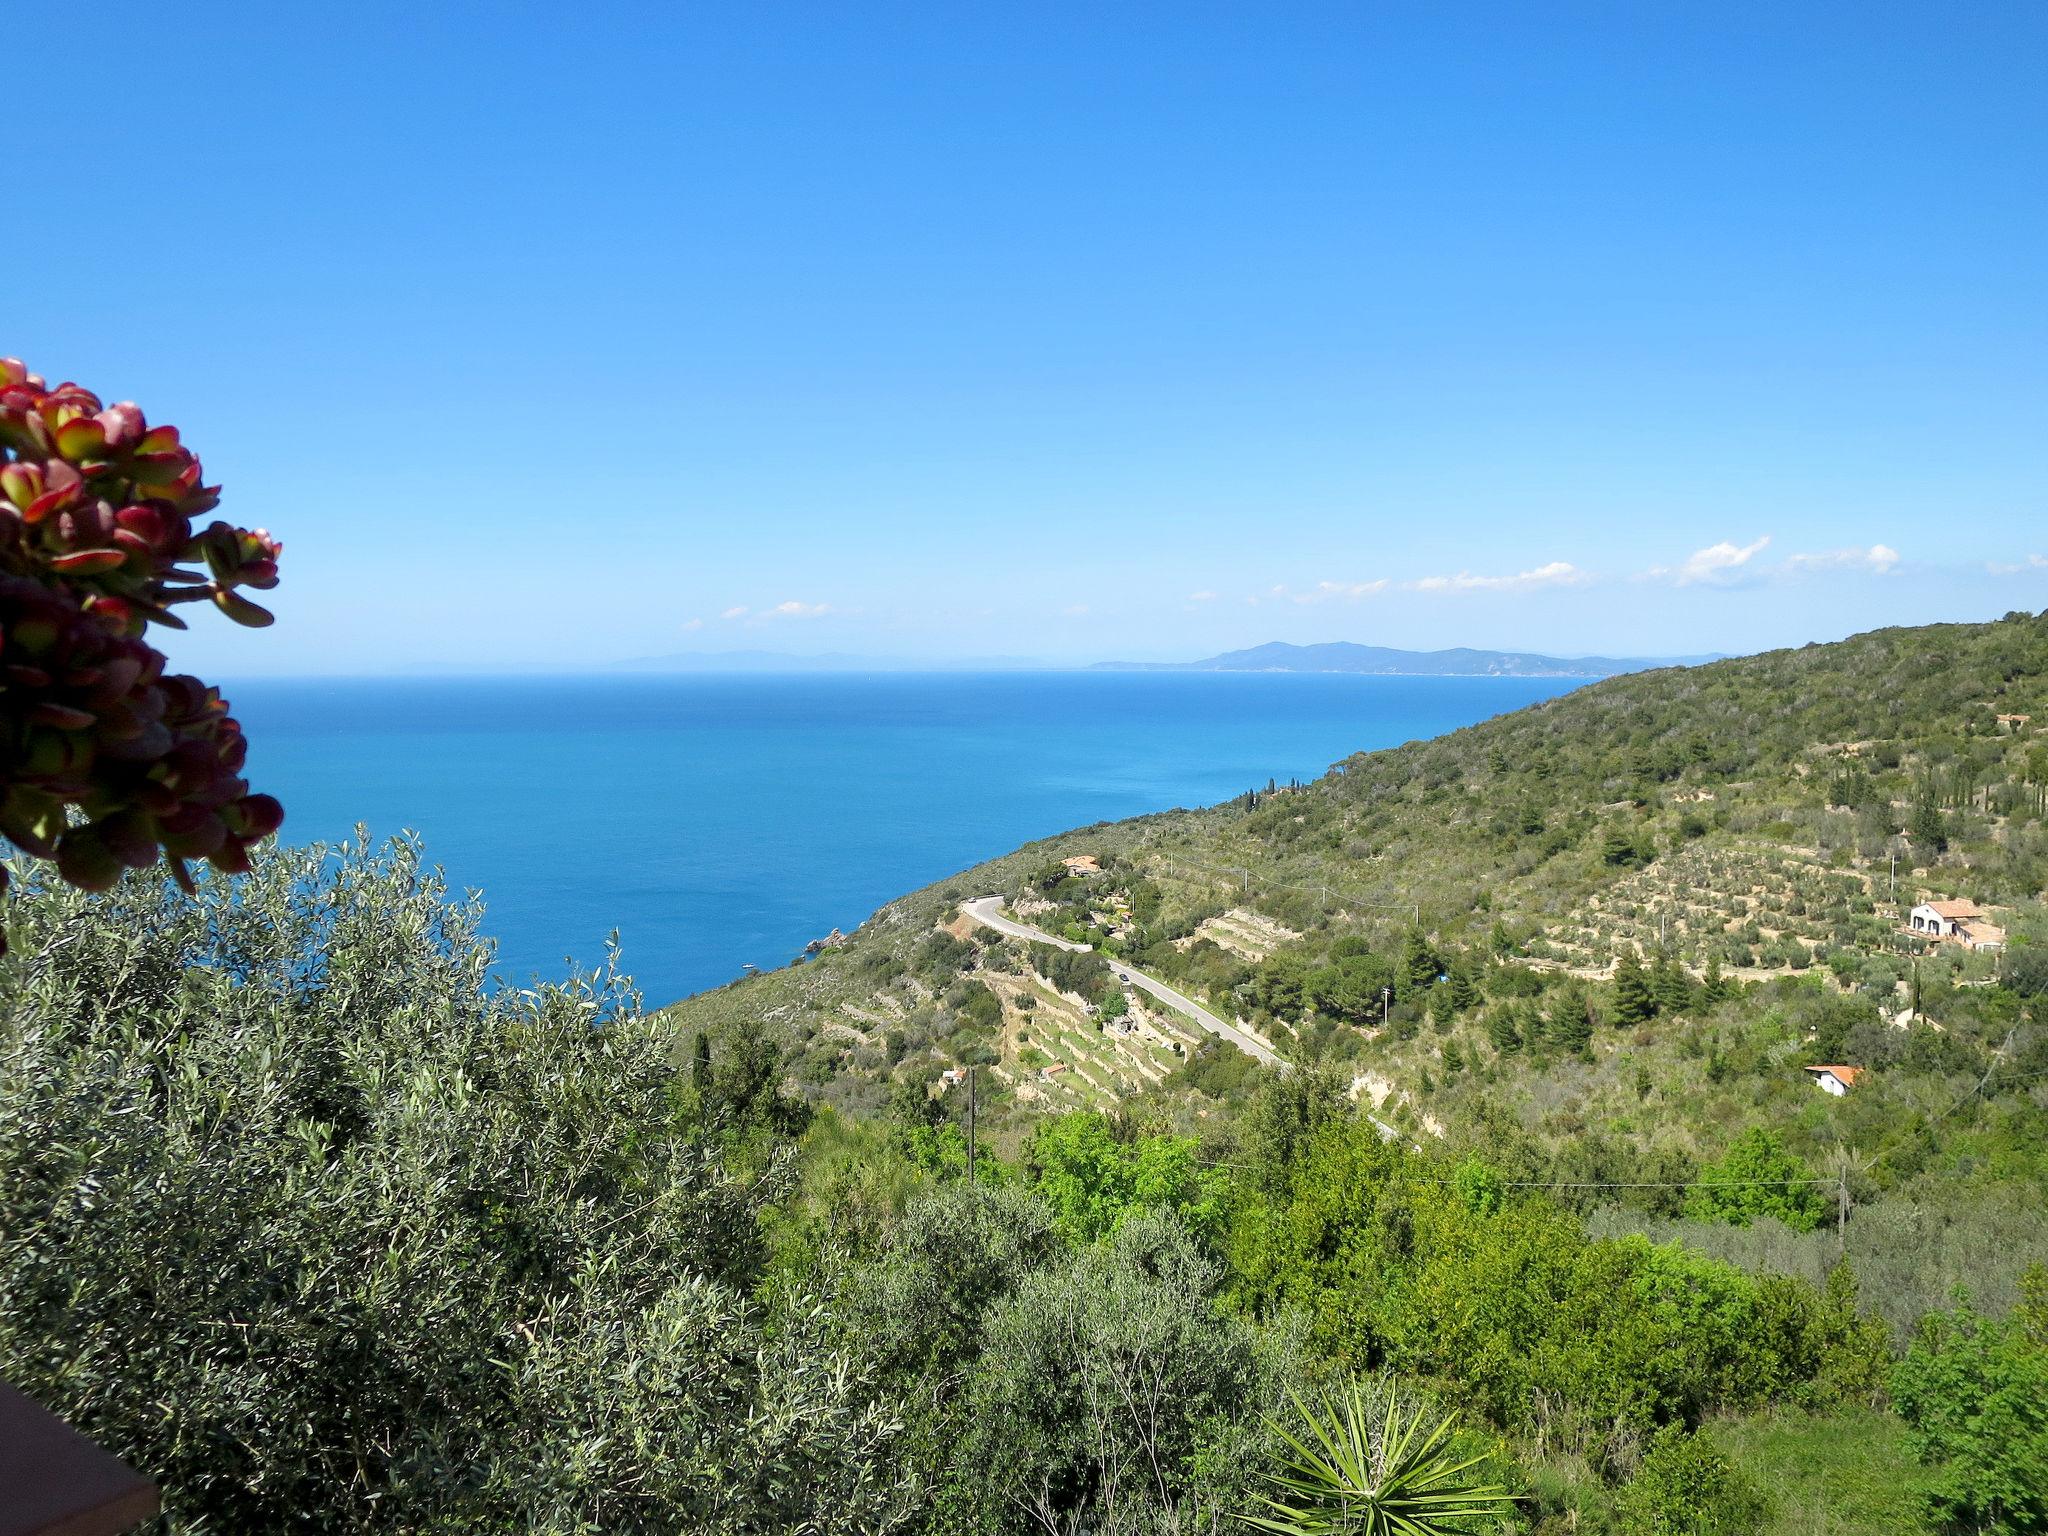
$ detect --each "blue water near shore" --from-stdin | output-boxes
[224,672,1579,1003]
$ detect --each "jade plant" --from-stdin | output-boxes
[0,358,282,941]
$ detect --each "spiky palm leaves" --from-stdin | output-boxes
[1239,1377,1511,1535]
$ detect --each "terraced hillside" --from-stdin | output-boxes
[667,607,2048,1344]
[672,613,2045,1128]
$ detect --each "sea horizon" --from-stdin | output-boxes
[225,670,1582,1003]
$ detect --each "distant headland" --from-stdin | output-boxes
[1090,640,1719,677]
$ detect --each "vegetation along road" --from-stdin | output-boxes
[962,895,1288,1068]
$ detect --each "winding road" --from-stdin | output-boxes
[959,895,1408,1144]
[961,895,1285,1067]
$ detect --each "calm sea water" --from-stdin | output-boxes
[224,672,1579,1003]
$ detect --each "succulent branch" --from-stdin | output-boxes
[0,358,283,939]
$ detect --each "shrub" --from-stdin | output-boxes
[1616,1424,1767,1535]
[0,838,901,1533]
[1890,1275,2048,1534]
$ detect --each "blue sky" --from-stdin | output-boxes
[16,1,2047,673]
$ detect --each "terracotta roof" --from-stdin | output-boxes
[1062,855,1101,873]
[1962,921,2007,946]
[1804,1064,1864,1087]
[1924,899,1983,919]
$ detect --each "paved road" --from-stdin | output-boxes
[959,894,1407,1144]
[962,896,1283,1067]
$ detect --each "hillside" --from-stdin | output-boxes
[669,610,2048,1324]
[1093,639,1711,676]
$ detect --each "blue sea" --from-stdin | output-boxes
[225,672,1579,1003]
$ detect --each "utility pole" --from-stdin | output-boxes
[1836,1174,1848,1256]
[1382,986,1392,1028]
[965,1066,977,1188]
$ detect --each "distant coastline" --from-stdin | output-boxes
[1091,640,1720,679]
[615,640,1722,677]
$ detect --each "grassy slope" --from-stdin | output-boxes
[1711,1408,1939,1536]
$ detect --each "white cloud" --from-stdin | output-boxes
[1987,554,2048,575]
[1646,535,1772,586]
[1408,560,1587,593]
[1187,590,1218,602]
[681,617,705,631]
[1295,579,1390,604]
[762,600,831,619]
[719,605,749,620]
[1783,544,1900,576]
[1062,603,1090,617]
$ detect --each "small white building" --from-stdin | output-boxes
[1804,1064,1864,1096]
[1908,899,2005,950]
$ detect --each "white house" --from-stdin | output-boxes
[1908,899,2005,950]
[1804,1064,1864,1096]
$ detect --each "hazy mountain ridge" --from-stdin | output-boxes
[1094,640,1718,676]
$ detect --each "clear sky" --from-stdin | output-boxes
[17,1,2047,674]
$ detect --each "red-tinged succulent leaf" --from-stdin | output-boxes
[24,459,84,522]
[29,702,97,731]
[97,403,145,449]
[0,461,37,508]
[211,587,275,627]
[236,793,285,838]
[49,548,128,574]
[55,829,123,891]
[53,415,107,461]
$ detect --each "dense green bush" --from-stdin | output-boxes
[1891,1272,2048,1534]
[1614,1424,1766,1535]
[0,840,901,1533]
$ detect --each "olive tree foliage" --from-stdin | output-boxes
[962,1213,1272,1535]
[0,835,908,1535]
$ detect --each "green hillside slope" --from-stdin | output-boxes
[668,611,2048,1324]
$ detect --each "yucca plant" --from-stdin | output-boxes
[1239,1376,1512,1535]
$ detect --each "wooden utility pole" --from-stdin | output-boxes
[1837,1175,1849,1255]
[965,1066,977,1188]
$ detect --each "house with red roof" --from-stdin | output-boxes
[1804,1064,1864,1096]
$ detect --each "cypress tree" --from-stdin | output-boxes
[1612,950,1655,1026]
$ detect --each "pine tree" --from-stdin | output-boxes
[1449,965,1481,1013]
[1550,982,1594,1056]
[1429,985,1455,1031]
[1700,952,1730,1008]
[1910,798,1949,854]
[1651,950,1693,1017]
[1612,950,1655,1026]
[1487,1006,1523,1054]
[1404,929,1443,990]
